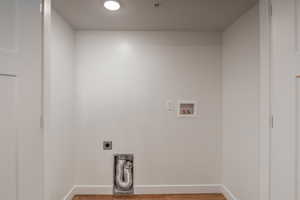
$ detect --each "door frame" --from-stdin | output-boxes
[259,0,272,200]
[42,0,51,199]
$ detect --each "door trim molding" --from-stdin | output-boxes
[259,0,272,200]
[295,0,300,53]
[295,77,300,200]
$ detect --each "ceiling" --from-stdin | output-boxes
[52,0,258,31]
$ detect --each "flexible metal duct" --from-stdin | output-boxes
[115,159,133,190]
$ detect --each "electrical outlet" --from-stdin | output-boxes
[103,141,112,150]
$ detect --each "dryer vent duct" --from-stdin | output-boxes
[113,154,134,194]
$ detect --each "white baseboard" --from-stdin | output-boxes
[63,186,77,200]
[63,184,237,200]
[135,184,222,194]
[220,185,239,200]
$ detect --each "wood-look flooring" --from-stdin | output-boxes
[73,194,226,200]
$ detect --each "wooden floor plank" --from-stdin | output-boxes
[73,194,226,200]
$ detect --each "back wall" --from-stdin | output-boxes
[74,31,222,186]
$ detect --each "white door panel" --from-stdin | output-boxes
[0,76,17,200]
[0,0,42,200]
[0,0,17,52]
[271,0,300,199]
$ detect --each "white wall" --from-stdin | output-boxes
[221,5,259,200]
[44,10,75,200]
[74,31,222,185]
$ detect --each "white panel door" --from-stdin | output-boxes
[271,0,300,199]
[0,0,43,200]
[0,76,17,200]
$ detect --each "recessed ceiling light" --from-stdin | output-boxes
[104,0,120,11]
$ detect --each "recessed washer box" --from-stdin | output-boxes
[177,101,197,117]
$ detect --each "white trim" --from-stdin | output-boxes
[63,184,225,200]
[69,185,112,196]
[296,78,300,200]
[259,0,272,200]
[295,0,300,53]
[63,186,76,200]
[135,185,221,194]
[220,185,239,200]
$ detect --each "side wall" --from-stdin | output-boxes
[44,10,75,200]
[221,5,259,200]
[74,31,222,186]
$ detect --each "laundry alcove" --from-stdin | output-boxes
[43,1,262,200]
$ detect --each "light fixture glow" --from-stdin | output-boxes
[104,0,120,11]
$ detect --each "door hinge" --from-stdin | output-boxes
[271,115,274,128]
[40,115,44,129]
